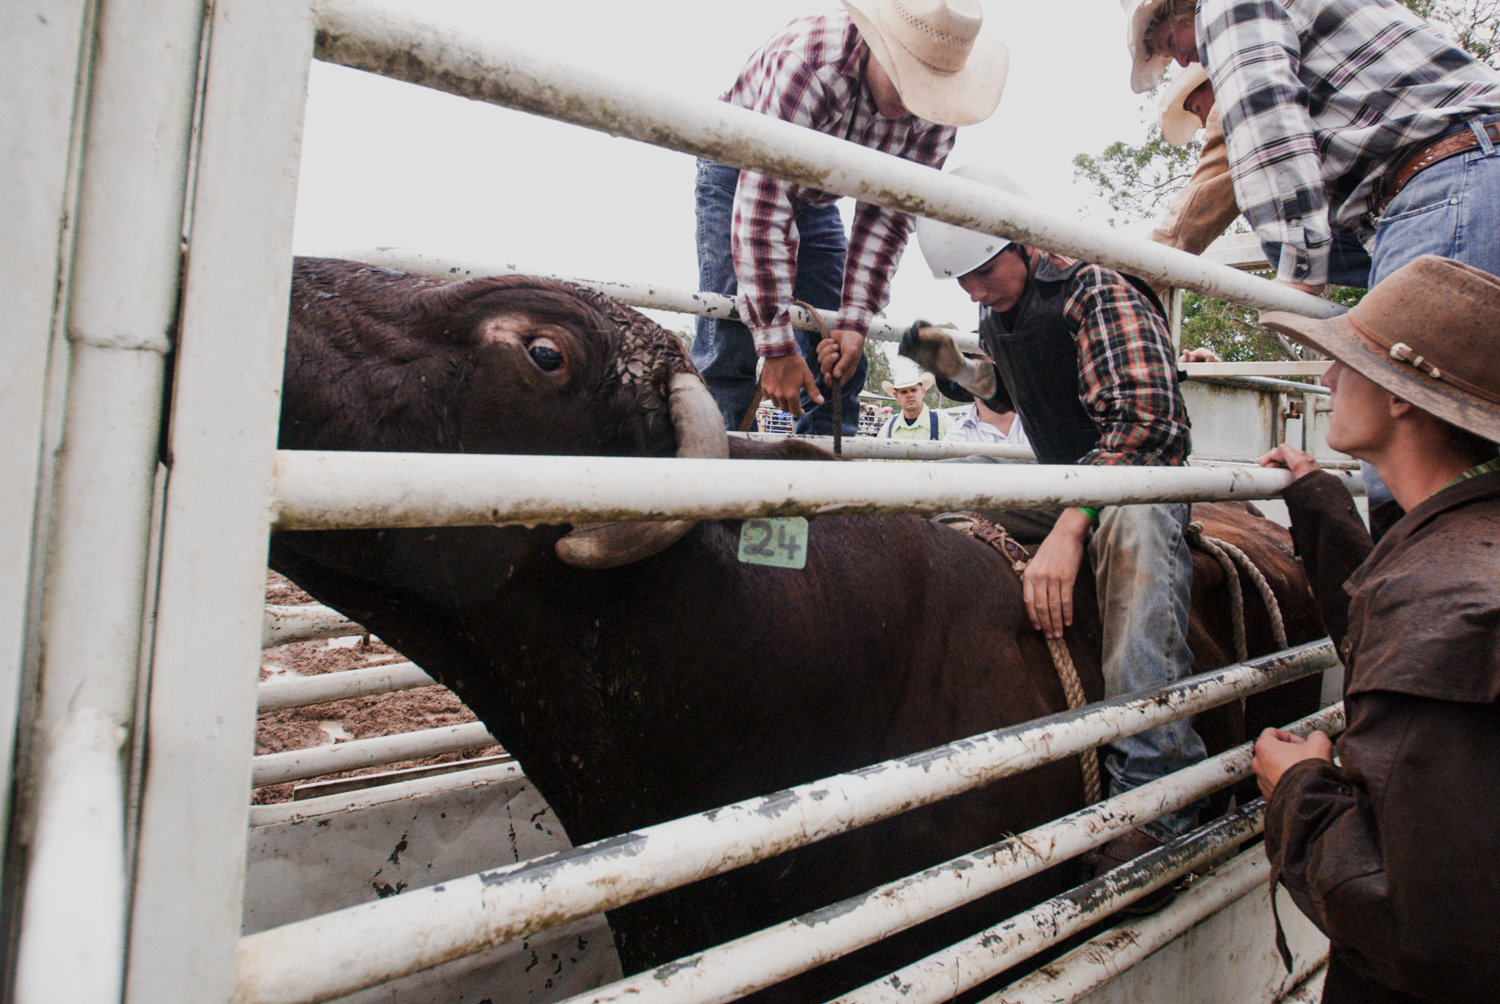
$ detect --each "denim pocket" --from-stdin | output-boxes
[1377,192,1458,227]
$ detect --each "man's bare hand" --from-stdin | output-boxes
[761,355,823,417]
[1023,508,1093,639]
[1251,728,1335,800]
[815,328,865,383]
[1259,444,1321,480]
[1179,347,1223,363]
[1277,278,1327,297]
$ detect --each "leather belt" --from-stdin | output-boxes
[1375,119,1500,218]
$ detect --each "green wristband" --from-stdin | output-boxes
[1076,506,1100,521]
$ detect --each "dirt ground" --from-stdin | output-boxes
[255,572,506,804]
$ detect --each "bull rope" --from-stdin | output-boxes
[792,299,842,455]
[1186,522,1289,664]
[736,301,843,454]
[932,512,1103,805]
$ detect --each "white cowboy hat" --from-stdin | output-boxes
[841,0,1010,126]
[882,358,937,396]
[1121,0,1173,94]
[1159,64,1211,145]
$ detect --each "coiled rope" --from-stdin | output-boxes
[933,512,1102,805]
[1186,521,1288,663]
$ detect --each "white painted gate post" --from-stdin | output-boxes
[123,1,314,1001]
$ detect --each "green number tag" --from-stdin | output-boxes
[737,517,809,570]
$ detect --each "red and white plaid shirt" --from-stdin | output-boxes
[722,13,956,357]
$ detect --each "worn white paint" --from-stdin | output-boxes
[123,1,314,1001]
[232,644,1335,1004]
[0,0,95,885]
[263,604,366,648]
[252,722,496,788]
[327,247,983,352]
[994,850,1327,1004]
[272,451,1364,530]
[257,661,437,712]
[312,0,1346,321]
[12,0,207,994]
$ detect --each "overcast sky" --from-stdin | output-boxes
[291,0,1164,338]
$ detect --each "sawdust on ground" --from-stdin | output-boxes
[254,571,506,804]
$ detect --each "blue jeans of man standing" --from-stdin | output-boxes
[692,159,866,435]
[1090,501,1206,842]
[1365,115,1500,509]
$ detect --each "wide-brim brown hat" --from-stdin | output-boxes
[1260,256,1500,442]
[841,0,1009,126]
[1159,64,1210,144]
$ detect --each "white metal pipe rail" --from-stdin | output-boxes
[263,604,366,648]
[563,705,1343,1004]
[251,722,495,788]
[840,801,1273,1004]
[271,452,1362,530]
[13,0,205,998]
[989,844,1296,1004]
[327,247,981,351]
[233,641,1335,1004]
[311,0,1345,321]
[257,661,435,711]
[730,433,1036,462]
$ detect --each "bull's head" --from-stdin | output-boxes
[281,258,727,569]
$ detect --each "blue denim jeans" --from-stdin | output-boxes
[1362,115,1500,506]
[691,160,866,435]
[1089,502,1206,842]
[1370,114,1500,285]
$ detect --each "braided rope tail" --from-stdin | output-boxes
[792,300,841,455]
[933,512,1103,805]
[1185,521,1288,663]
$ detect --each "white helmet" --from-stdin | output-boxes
[916,165,1031,280]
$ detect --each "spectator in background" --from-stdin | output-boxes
[878,363,954,440]
[692,0,1008,435]
[938,356,1029,449]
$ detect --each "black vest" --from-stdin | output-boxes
[979,258,1166,465]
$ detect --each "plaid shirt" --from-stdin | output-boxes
[1198,0,1500,285]
[722,13,956,356]
[1024,252,1190,467]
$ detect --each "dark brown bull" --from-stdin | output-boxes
[270,258,1322,1003]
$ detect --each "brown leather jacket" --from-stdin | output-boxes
[1148,107,1240,266]
[1268,469,1500,1003]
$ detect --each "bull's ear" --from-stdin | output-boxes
[554,374,725,569]
[555,520,698,569]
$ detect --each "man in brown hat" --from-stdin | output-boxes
[691,0,1007,436]
[1251,255,1500,1003]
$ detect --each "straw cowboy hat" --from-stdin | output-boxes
[1260,256,1500,443]
[1121,0,1174,93]
[841,0,1009,126]
[882,358,937,396]
[1159,64,1210,145]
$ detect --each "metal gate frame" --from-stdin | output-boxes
[1,2,1350,1002]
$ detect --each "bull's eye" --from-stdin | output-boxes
[528,337,564,372]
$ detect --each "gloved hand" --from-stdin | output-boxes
[898,321,997,399]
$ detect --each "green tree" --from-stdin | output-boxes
[864,340,894,400]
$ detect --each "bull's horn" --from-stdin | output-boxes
[556,372,728,569]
